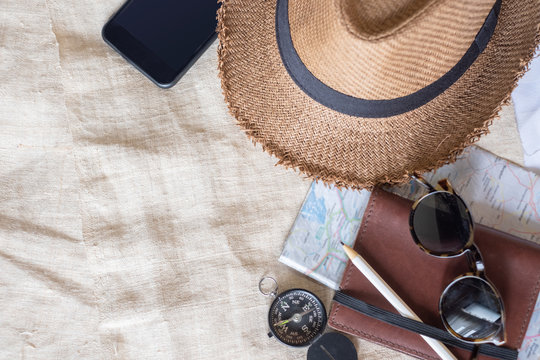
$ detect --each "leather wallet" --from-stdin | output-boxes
[328,187,540,360]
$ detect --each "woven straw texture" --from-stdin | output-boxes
[290,0,494,99]
[218,0,540,189]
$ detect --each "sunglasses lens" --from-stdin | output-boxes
[412,192,471,254]
[441,277,503,341]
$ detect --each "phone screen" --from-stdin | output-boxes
[103,0,219,88]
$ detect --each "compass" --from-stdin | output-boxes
[265,286,327,347]
[259,277,357,358]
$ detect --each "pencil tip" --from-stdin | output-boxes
[340,241,345,246]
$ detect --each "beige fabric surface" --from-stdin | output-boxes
[0,1,525,359]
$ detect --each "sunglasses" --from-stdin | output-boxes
[409,175,506,346]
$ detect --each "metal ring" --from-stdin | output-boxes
[259,277,278,298]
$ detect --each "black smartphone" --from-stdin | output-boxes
[102,0,219,88]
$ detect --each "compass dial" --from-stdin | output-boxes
[268,289,327,347]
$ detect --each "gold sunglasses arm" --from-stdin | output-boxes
[465,245,486,276]
[411,173,436,192]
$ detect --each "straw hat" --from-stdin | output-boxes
[218,0,539,188]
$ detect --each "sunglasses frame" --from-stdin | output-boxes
[409,175,507,346]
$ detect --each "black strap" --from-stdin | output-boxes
[332,291,517,360]
[275,0,501,118]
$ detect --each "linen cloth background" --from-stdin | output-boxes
[0,0,525,359]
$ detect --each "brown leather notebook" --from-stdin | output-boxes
[328,187,540,360]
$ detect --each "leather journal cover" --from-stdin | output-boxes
[328,187,540,360]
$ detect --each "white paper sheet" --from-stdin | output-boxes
[512,51,540,172]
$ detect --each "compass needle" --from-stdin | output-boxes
[274,319,291,327]
[274,306,317,327]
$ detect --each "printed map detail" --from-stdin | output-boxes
[520,294,540,360]
[279,181,371,290]
[280,146,540,359]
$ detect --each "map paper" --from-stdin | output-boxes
[279,182,371,290]
[520,294,540,360]
[280,146,540,359]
